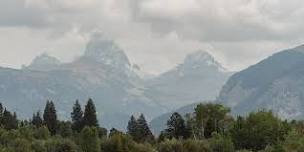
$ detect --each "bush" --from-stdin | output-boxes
[80,127,100,152]
[210,133,234,152]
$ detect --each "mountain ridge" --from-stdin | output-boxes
[218,45,304,119]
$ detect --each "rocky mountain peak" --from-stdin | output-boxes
[182,50,226,72]
[26,53,61,71]
[84,33,131,68]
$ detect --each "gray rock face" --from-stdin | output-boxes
[218,45,304,119]
[145,51,233,111]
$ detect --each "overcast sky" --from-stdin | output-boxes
[0,0,304,74]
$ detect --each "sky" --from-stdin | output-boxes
[0,0,304,75]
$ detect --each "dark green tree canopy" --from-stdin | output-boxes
[83,98,98,127]
[136,114,154,142]
[71,100,84,132]
[127,115,138,140]
[165,112,188,139]
[32,111,43,127]
[43,100,57,135]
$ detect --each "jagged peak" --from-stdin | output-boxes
[183,50,226,72]
[83,33,131,67]
[29,53,61,67]
[26,53,61,71]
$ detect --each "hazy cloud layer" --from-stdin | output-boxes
[0,0,304,74]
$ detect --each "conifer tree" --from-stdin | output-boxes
[83,98,98,127]
[32,111,43,127]
[127,115,139,141]
[0,103,3,125]
[71,100,83,132]
[165,112,187,139]
[2,109,18,130]
[0,103,3,116]
[43,100,57,135]
[136,114,154,142]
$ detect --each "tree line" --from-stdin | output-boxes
[1,100,304,152]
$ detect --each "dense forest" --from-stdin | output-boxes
[0,99,304,152]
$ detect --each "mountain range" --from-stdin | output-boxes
[0,34,232,130]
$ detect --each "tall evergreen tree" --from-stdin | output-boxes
[71,100,84,132]
[136,114,154,142]
[43,100,57,135]
[0,103,3,125]
[0,103,3,116]
[83,98,98,127]
[2,109,18,130]
[32,111,43,127]
[165,112,187,139]
[127,115,139,141]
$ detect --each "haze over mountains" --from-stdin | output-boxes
[0,34,232,130]
[2,32,304,131]
[150,44,304,134]
[144,51,233,110]
[218,45,304,119]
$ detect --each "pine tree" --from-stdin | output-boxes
[165,112,187,139]
[43,100,57,135]
[136,114,154,142]
[83,98,98,127]
[127,115,139,141]
[71,100,83,132]
[32,111,43,127]
[0,103,3,125]
[2,109,18,130]
[0,103,3,116]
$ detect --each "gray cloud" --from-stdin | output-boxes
[0,0,304,74]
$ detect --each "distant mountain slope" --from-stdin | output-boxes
[144,51,233,110]
[26,53,61,71]
[218,45,304,119]
[150,102,200,135]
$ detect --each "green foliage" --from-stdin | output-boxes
[210,133,234,152]
[230,111,290,151]
[9,138,32,152]
[32,111,43,127]
[127,114,154,143]
[0,101,304,152]
[43,100,57,135]
[57,121,73,138]
[97,127,107,139]
[2,110,18,130]
[71,100,83,132]
[101,133,155,152]
[282,129,304,151]
[83,98,98,127]
[158,139,210,152]
[80,126,100,152]
[45,137,78,152]
[136,114,154,142]
[33,126,50,140]
[194,103,231,138]
[165,112,188,139]
[127,115,138,141]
